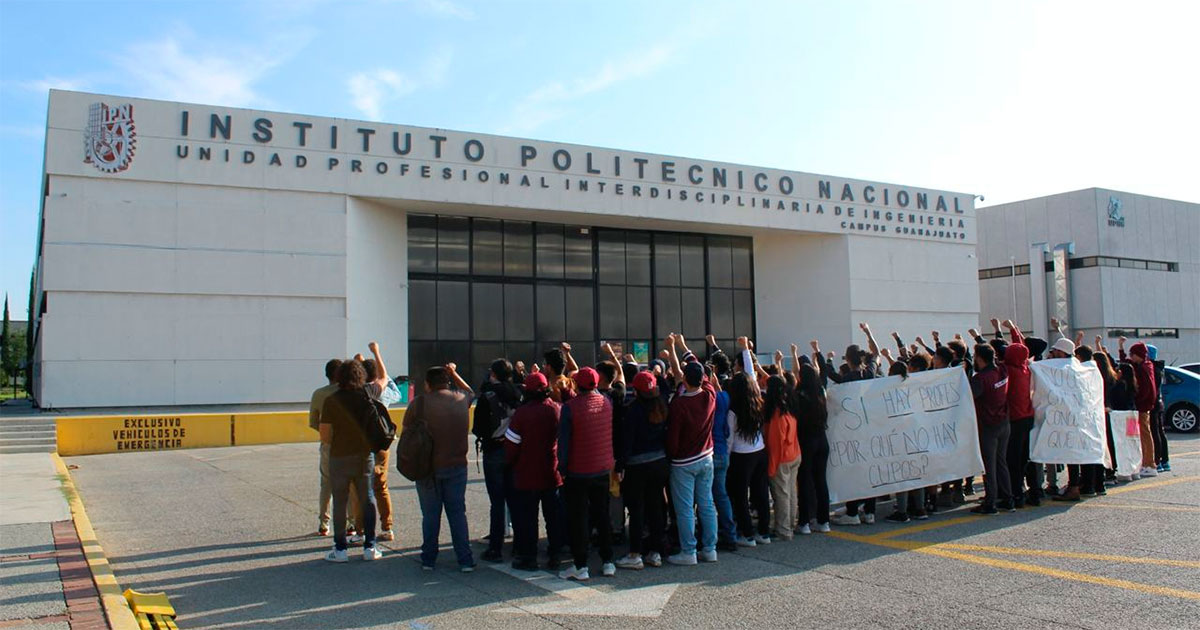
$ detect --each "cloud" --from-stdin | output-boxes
[503,43,677,135]
[111,35,295,107]
[346,48,452,120]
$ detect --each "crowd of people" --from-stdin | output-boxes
[308,317,1173,576]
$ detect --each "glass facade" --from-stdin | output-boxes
[407,214,754,390]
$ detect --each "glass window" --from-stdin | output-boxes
[732,239,753,289]
[568,342,596,370]
[472,283,504,340]
[504,283,534,341]
[504,221,533,277]
[409,280,437,340]
[598,285,626,340]
[437,216,469,275]
[681,288,706,339]
[565,226,593,280]
[626,231,651,286]
[408,214,437,273]
[471,342,505,387]
[626,286,652,339]
[1119,259,1146,269]
[408,341,439,390]
[680,236,705,287]
[708,288,734,338]
[598,231,625,285]
[472,218,503,276]
[536,284,566,342]
[707,237,733,288]
[734,289,754,338]
[565,286,594,341]
[505,343,537,373]
[437,281,469,339]
[654,233,680,286]
[536,223,564,279]
[655,287,682,338]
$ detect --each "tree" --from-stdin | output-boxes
[1,294,11,392]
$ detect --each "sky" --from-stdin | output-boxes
[1,0,1197,316]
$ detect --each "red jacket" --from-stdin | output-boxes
[666,380,716,466]
[1126,343,1158,412]
[971,365,1009,426]
[765,409,801,477]
[505,398,562,491]
[558,391,614,477]
[1003,343,1033,420]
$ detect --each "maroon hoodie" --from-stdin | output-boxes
[1127,342,1158,412]
[1003,343,1033,420]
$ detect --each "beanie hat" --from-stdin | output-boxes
[1129,342,1148,359]
[1146,344,1158,361]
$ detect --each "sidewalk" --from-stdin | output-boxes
[0,453,106,629]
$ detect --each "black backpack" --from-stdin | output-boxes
[472,384,517,444]
[397,397,435,481]
[356,388,397,452]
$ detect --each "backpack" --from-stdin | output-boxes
[473,385,517,443]
[397,397,435,481]
[356,389,397,452]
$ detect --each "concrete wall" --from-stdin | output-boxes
[345,197,409,375]
[37,176,347,407]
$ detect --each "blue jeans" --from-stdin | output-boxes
[669,455,717,555]
[482,446,511,553]
[331,452,376,551]
[711,453,736,543]
[416,465,473,568]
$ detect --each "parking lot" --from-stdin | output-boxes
[67,433,1200,629]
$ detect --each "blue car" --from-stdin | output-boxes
[1163,366,1200,432]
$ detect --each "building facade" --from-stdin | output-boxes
[977,188,1198,363]
[31,90,979,408]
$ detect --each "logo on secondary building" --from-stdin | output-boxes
[84,102,136,173]
[1107,195,1125,228]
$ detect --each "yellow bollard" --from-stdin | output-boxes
[123,589,178,630]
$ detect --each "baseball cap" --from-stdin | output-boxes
[523,372,548,392]
[632,371,657,395]
[573,367,599,390]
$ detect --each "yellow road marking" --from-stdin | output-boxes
[1105,475,1200,496]
[935,543,1200,568]
[869,515,982,540]
[1074,502,1200,513]
[827,530,1200,601]
[52,454,141,630]
[1171,450,1200,458]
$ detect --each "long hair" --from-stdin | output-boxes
[762,375,790,422]
[1118,362,1138,395]
[791,364,828,431]
[638,387,668,425]
[726,372,763,441]
[1094,352,1117,386]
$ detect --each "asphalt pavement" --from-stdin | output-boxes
[65,432,1200,630]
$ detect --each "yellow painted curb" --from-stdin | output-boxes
[52,453,142,630]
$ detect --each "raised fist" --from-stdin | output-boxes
[368,341,379,353]
[790,343,799,354]
[560,342,572,353]
[705,334,717,346]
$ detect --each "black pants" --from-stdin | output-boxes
[727,450,771,537]
[1152,401,1169,464]
[510,486,564,562]
[564,474,613,569]
[845,496,877,516]
[620,458,669,556]
[482,446,511,554]
[1006,417,1034,499]
[979,421,1012,507]
[798,433,831,525]
[1068,464,1106,491]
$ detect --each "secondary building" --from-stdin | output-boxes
[30,90,979,408]
[976,188,1198,363]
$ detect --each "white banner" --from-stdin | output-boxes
[1109,409,1142,477]
[1029,359,1107,465]
[825,367,984,504]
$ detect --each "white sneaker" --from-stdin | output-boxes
[1140,467,1158,478]
[735,536,757,548]
[817,522,831,533]
[831,514,861,526]
[377,529,395,542]
[615,555,643,570]
[363,546,382,561]
[863,513,876,525]
[699,549,718,563]
[325,548,349,563]
[1131,473,1141,480]
[798,523,812,535]
[667,552,698,566]
[1115,474,1132,483]
[753,534,772,545]
[601,562,616,577]
[645,552,663,567]
[348,533,365,544]
[559,565,590,581]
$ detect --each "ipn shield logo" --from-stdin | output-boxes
[84,102,137,173]
[1107,195,1125,228]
